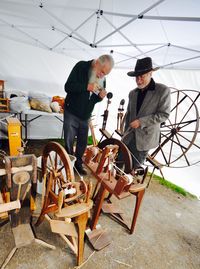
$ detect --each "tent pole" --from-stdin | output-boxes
[116,44,168,65]
[40,6,89,44]
[95,0,165,45]
[103,11,200,22]
[102,15,143,55]
[0,18,50,49]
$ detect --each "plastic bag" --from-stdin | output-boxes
[9,96,30,112]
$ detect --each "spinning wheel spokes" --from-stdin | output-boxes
[98,138,132,173]
[149,89,200,168]
[42,141,75,183]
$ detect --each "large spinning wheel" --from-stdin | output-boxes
[149,89,200,168]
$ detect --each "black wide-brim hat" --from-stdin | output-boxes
[127,57,159,77]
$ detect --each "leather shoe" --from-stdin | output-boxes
[74,165,87,176]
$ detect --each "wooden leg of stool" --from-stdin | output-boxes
[76,212,88,266]
[130,189,145,234]
[90,185,107,230]
[159,168,165,180]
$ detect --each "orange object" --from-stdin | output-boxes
[52,96,65,109]
[0,80,4,91]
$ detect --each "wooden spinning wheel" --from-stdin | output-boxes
[42,141,75,182]
[98,138,132,173]
[36,141,93,266]
[149,89,200,168]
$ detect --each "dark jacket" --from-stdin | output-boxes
[64,60,102,120]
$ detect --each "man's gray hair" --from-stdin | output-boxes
[98,54,114,68]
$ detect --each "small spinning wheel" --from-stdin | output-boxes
[42,141,75,184]
[37,142,76,225]
[149,89,200,168]
[36,141,93,266]
[98,138,132,173]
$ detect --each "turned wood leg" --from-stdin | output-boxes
[90,184,107,230]
[130,189,145,234]
[35,213,46,226]
[76,212,88,266]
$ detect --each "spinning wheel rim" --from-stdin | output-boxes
[150,88,200,168]
[42,141,75,182]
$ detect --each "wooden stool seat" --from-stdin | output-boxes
[129,183,147,193]
[55,200,93,218]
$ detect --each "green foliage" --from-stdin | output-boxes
[150,173,197,199]
[51,138,65,147]
[87,135,98,145]
[87,135,93,145]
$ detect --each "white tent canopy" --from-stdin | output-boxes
[0,0,200,197]
[0,0,200,69]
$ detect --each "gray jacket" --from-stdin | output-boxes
[122,80,171,151]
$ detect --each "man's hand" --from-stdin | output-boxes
[98,89,107,99]
[130,119,141,129]
[87,82,100,92]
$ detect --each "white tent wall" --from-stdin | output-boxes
[1,38,200,198]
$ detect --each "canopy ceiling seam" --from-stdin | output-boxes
[154,5,170,45]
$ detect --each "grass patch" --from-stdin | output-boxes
[150,173,197,199]
[51,138,65,147]
[51,136,98,147]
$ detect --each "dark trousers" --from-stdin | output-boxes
[64,109,89,167]
[122,132,148,169]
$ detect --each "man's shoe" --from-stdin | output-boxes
[74,165,87,176]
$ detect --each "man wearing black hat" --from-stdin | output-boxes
[122,57,171,169]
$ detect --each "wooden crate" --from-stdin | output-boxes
[0,98,9,112]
